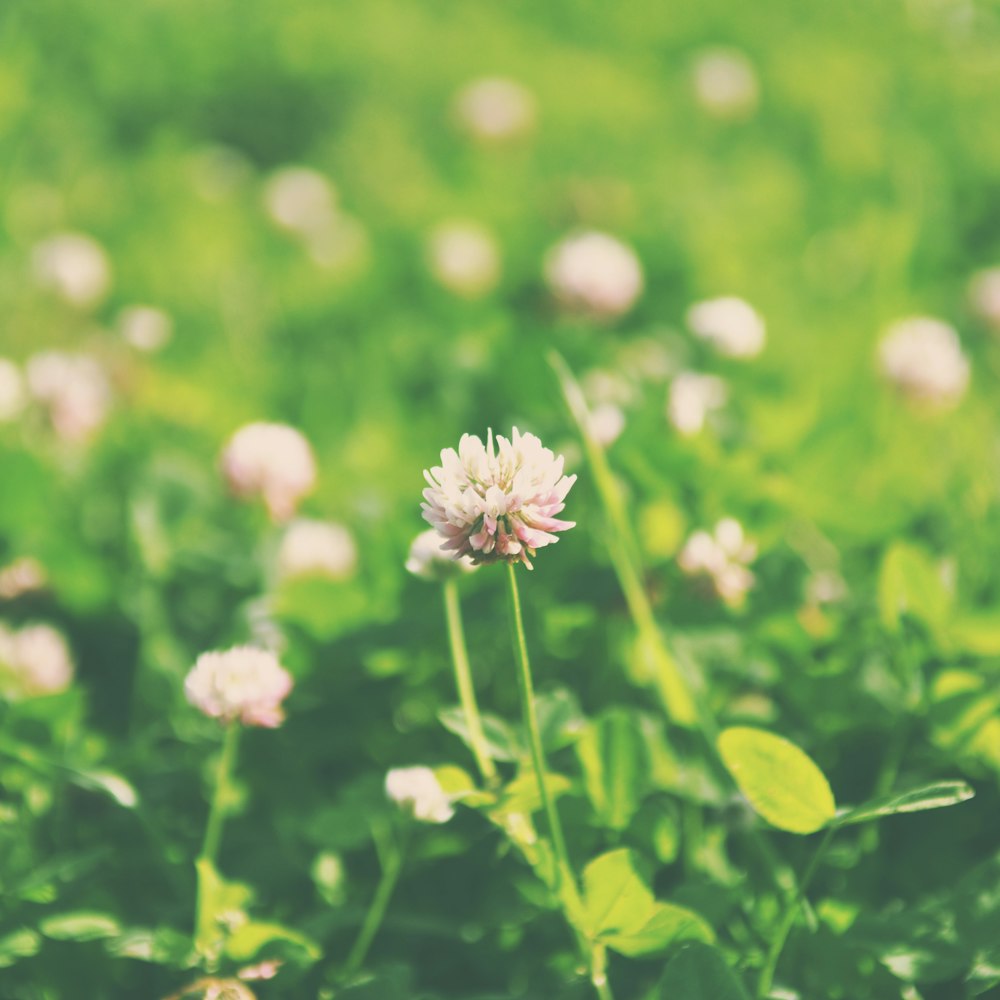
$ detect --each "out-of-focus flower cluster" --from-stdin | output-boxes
[878,316,970,408]
[385,766,455,824]
[405,529,479,582]
[678,518,757,606]
[0,622,74,700]
[184,646,293,728]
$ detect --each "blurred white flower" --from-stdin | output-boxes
[422,428,576,570]
[667,372,728,435]
[221,422,317,522]
[263,166,337,238]
[582,368,637,407]
[26,351,111,443]
[0,558,47,600]
[0,622,74,699]
[678,518,757,606]
[32,232,111,309]
[968,267,1000,329]
[454,77,536,141]
[805,570,848,606]
[692,48,760,119]
[686,297,766,358]
[427,221,501,298]
[617,337,676,383]
[118,306,173,352]
[184,646,293,728]
[587,402,626,447]
[877,316,969,408]
[385,766,454,823]
[0,359,26,422]
[278,519,357,581]
[405,528,479,582]
[545,231,644,319]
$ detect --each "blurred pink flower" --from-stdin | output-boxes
[184,646,293,728]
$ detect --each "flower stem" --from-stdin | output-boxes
[757,826,835,997]
[591,942,615,1000]
[443,578,498,786]
[504,562,573,894]
[199,721,240,865]
[341,824,405,980]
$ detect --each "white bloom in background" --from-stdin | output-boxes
[968,267,1000,329]
[692,48,760,119]
[184,646,293,728]
[278,519,358,581]
[617,337,676,383]
[0,359,26,422]
[405,528,479,582]
[545,231,644,319]
[32,232,111,308]
[686,297,766,358]
[0,558,47,600]
[26,351,111,443]
[263,166,337,238]
[667,371,728,435]
[454,77,536,141]
[221,422,317,522]
[422,428,576,570]
[678,518,757,606]
[118,306,173,352]
[877,316,970,408]
[806,570,848,606]
[427,221,501,298]
[582,368,637,407]
[385,766,455,824]
[0,622,74,699]
[587,402,626,447]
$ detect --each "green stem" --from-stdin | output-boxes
[443,578,498,786]
[199,722,240,865]
[591,942,615,1000]
[504,562,573,894]
[757,826,835,998]
[341,825,405,980]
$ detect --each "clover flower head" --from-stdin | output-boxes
[26,351,111,443]
[0,359,26,423]
[667,371,728,436]
[427,221,501,299]
[278,519,358,581]
[678,518,757,606]
[686,297,766,358]
[0,557,46,600]
[969,267,1000,329]
[878,316,969,408]
[119,305,173,353]
[385,766,455,824]
[0,622,74,700]
[263,166,337,238]
[421,428,576,570]
[454,77,536,142]
[587,403,626,447]
[405,528,479,582]
[545,231,644,319]
[184,646,293,728]
[221,422,317,522]
[692,48,760,119]
[32,232,111,309]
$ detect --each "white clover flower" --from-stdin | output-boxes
[877,316,969,408]
[0,622,74,699]
[221,422,317,522]
[385,766,455,824]
[686,297,766,358]
[545,231,644,320]
[184,646,293,728]
[422,428,576,570]
[678,518,757,606]
[263,166,337,238]
[667,371,729,435]
[278,519,358,581]
[0,359,26,422]
[427,221,501,298]
[119,305,173,352]
[587,403,626,447]
[454,77,536,141]
[969,268,1000,329]
[405,528,479,582]
[26,351,111,443]
[0,558,47,600]
[32,232,111,309]
[692,48,760,119]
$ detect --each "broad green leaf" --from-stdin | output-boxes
[194,858,252,956]
[718,727,836,834]
[311,851,346,907]
[40,911,121,941]
[0,928,41,968]
[224,920,321,964]
[69,769,139,808]
[535,687,587,750]
[657,942,751,999]
[836,781,974,826]
[877,541,951,637]
[602,901,713,957]
[104,926,190,966]
[576,708,647,831]
[432,764,494,807]
[581,848,655,940]
[438,706,521,762]
[496,770,572,816]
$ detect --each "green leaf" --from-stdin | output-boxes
[68,769,139,808]
[104,926,191,966]
[878,541,951,637]
[438,707,522,762]
[224,920,321,964]
[581,848,655,940]
[836,780,974,826]
[602,901,713,956]
[718,727,836,834]
[535,687,587,750]
[657,942,751,999]
[0,928,41,968]
[194,858,252,956]
[40,911,122,941]
[575,708,648,831]
[495,770,572,816]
